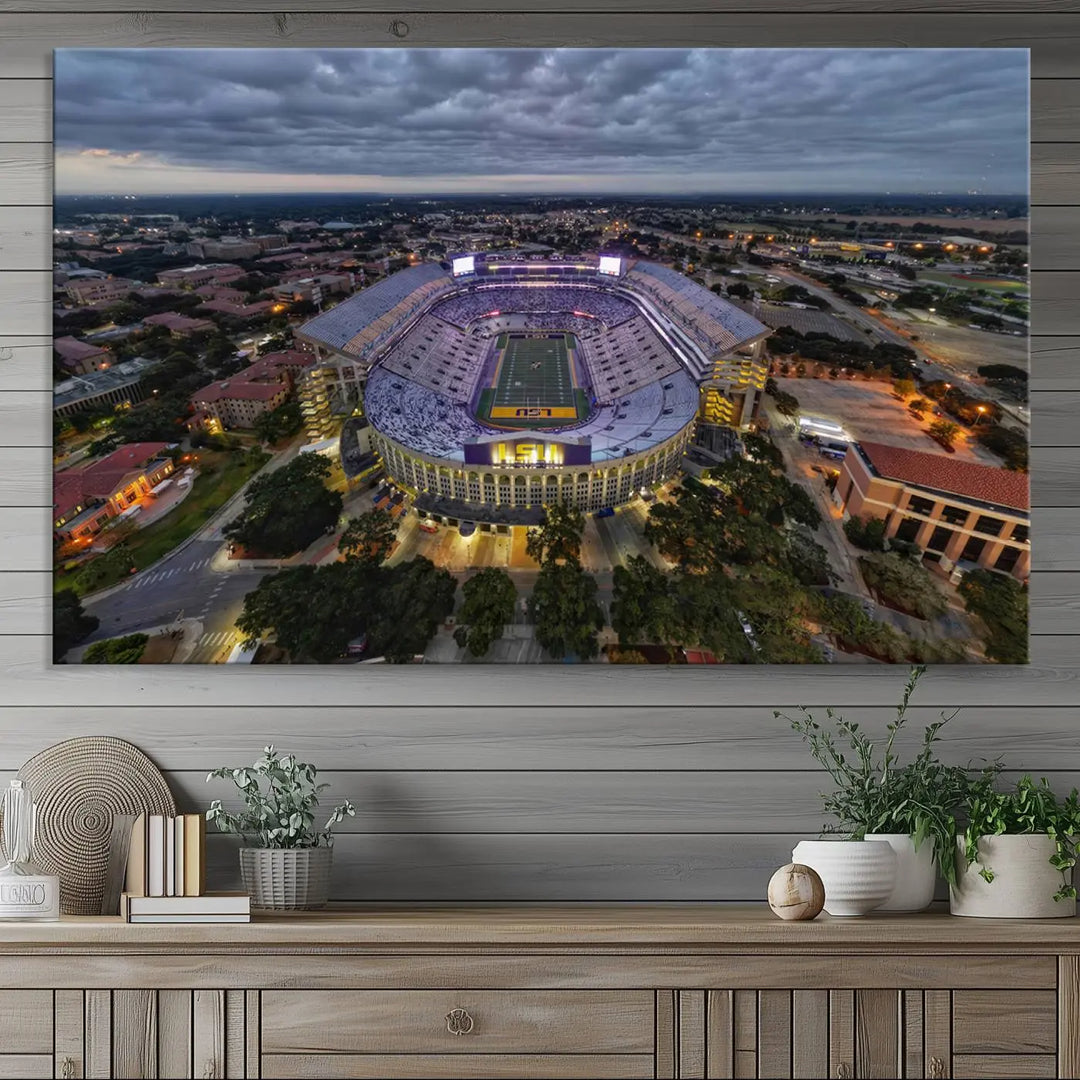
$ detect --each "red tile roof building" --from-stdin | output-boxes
[157,263,245,289]
[188,351,312,432]
[837,440,1030,581]
[54,442,174,541]
[142,312,216,337]
[54,336,111,374]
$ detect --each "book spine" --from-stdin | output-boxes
[148,815,165,897]
[165,817,175,898]
[184,813,206,897]
[125,813,147,898]
[174,817,185,898]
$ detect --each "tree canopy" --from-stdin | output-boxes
[224,453,342,557]
[454,567,517,658]
[338,509,397,567]
[53,589,99,662]
[525,502,585,565]
[529,561,604,660]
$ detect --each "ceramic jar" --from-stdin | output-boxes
[950,834,1077,919]
[865,833,936,912]
[791,838,897,916]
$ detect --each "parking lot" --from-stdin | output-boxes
[771,375,998,464]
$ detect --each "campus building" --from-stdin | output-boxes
[142,312,217,338]
[156,264,245,289]
[188,352,311,433]
[64,276,134,306]
[53,357,159,418]
[837,440,1030,581]
[53,442,175,543]
[54,336,111,374]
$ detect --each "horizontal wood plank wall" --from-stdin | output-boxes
[0,4,1075,901]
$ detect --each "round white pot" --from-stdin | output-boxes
[239,846,332,911]
[865,833,936,913]
[949,834,1077,919]
[791,839,896,917]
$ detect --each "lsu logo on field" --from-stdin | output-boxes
[515,407,553,417]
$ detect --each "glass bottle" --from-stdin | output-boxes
[0,779,60,920]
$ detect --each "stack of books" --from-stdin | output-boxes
[119,813,250,923]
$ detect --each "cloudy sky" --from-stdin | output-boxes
[54,48,1029,196]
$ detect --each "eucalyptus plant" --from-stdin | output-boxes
[959,774,1080,902]
[206,746,355,849]
[777,666,995,885]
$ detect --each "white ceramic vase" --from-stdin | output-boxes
[865,833,936,913]
[792,839,897,916]
[949,834,1077,919]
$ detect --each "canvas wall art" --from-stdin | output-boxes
[52,48,1030,665]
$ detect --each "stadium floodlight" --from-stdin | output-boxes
[598,255,622,276]
[452,255,476,276]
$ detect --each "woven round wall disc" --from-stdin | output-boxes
[15,736,175,915]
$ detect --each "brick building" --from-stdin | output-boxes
[836,440,1030,581]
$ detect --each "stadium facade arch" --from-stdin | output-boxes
[295,253,770,524]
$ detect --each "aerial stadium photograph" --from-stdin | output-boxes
[51,48,1031,665]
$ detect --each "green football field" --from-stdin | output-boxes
[493,334,576,411]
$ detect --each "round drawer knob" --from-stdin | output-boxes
[446,1007,475,1035]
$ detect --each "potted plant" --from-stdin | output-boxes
[206,746,355,910]
[780,666,975,914]
[950,774,1080,919]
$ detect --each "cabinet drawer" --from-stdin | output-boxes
[262,1052,655,1078]
[0,1057,52,1080]
[953,1054,1056,1079]
[952,990,1057,1053]
[261,990,655,1055]
[0,992,52,1054]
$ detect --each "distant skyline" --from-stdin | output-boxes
[55,48,1030,197]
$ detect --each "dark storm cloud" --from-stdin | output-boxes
[54,48,1029,194]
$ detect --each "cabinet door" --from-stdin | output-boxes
[700,987,1058,1080]
[703,988,903,1079]
[921,989,1056,1080]
[53,990,249,1080]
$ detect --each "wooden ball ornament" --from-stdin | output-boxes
[767,862,826,921]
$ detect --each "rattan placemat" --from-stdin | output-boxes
[15,736,176,914]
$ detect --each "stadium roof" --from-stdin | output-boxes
[856,440,1029,513]
[628,261,769,353]
[297,263,451,354]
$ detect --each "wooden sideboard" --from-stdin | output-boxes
[0,907,1076,1079]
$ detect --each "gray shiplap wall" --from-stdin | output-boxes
[0,3,1077,901]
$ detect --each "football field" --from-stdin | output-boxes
[490,333,577,419]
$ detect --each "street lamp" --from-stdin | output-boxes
[975,405,989,427]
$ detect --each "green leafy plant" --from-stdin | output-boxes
[777,666,990,885]
[206,746,355,848]
[959,774,1080,902]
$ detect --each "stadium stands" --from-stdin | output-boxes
[364,366,488,460]
[431,285,636,330]
[577,314,682,403]
[297,262,452,361]
[379,314,489,404]
[624,262,768,359]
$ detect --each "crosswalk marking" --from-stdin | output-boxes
[198,631,234,648]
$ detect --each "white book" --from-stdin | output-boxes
[125,892,250,916]
[129,913,250,924]
[174,816,185,897]
[147,815,165,897]
[165,817,175,897]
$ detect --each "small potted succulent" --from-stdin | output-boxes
[780,666,976,914]
[950,774,1080,919]
[207,746,355,910]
